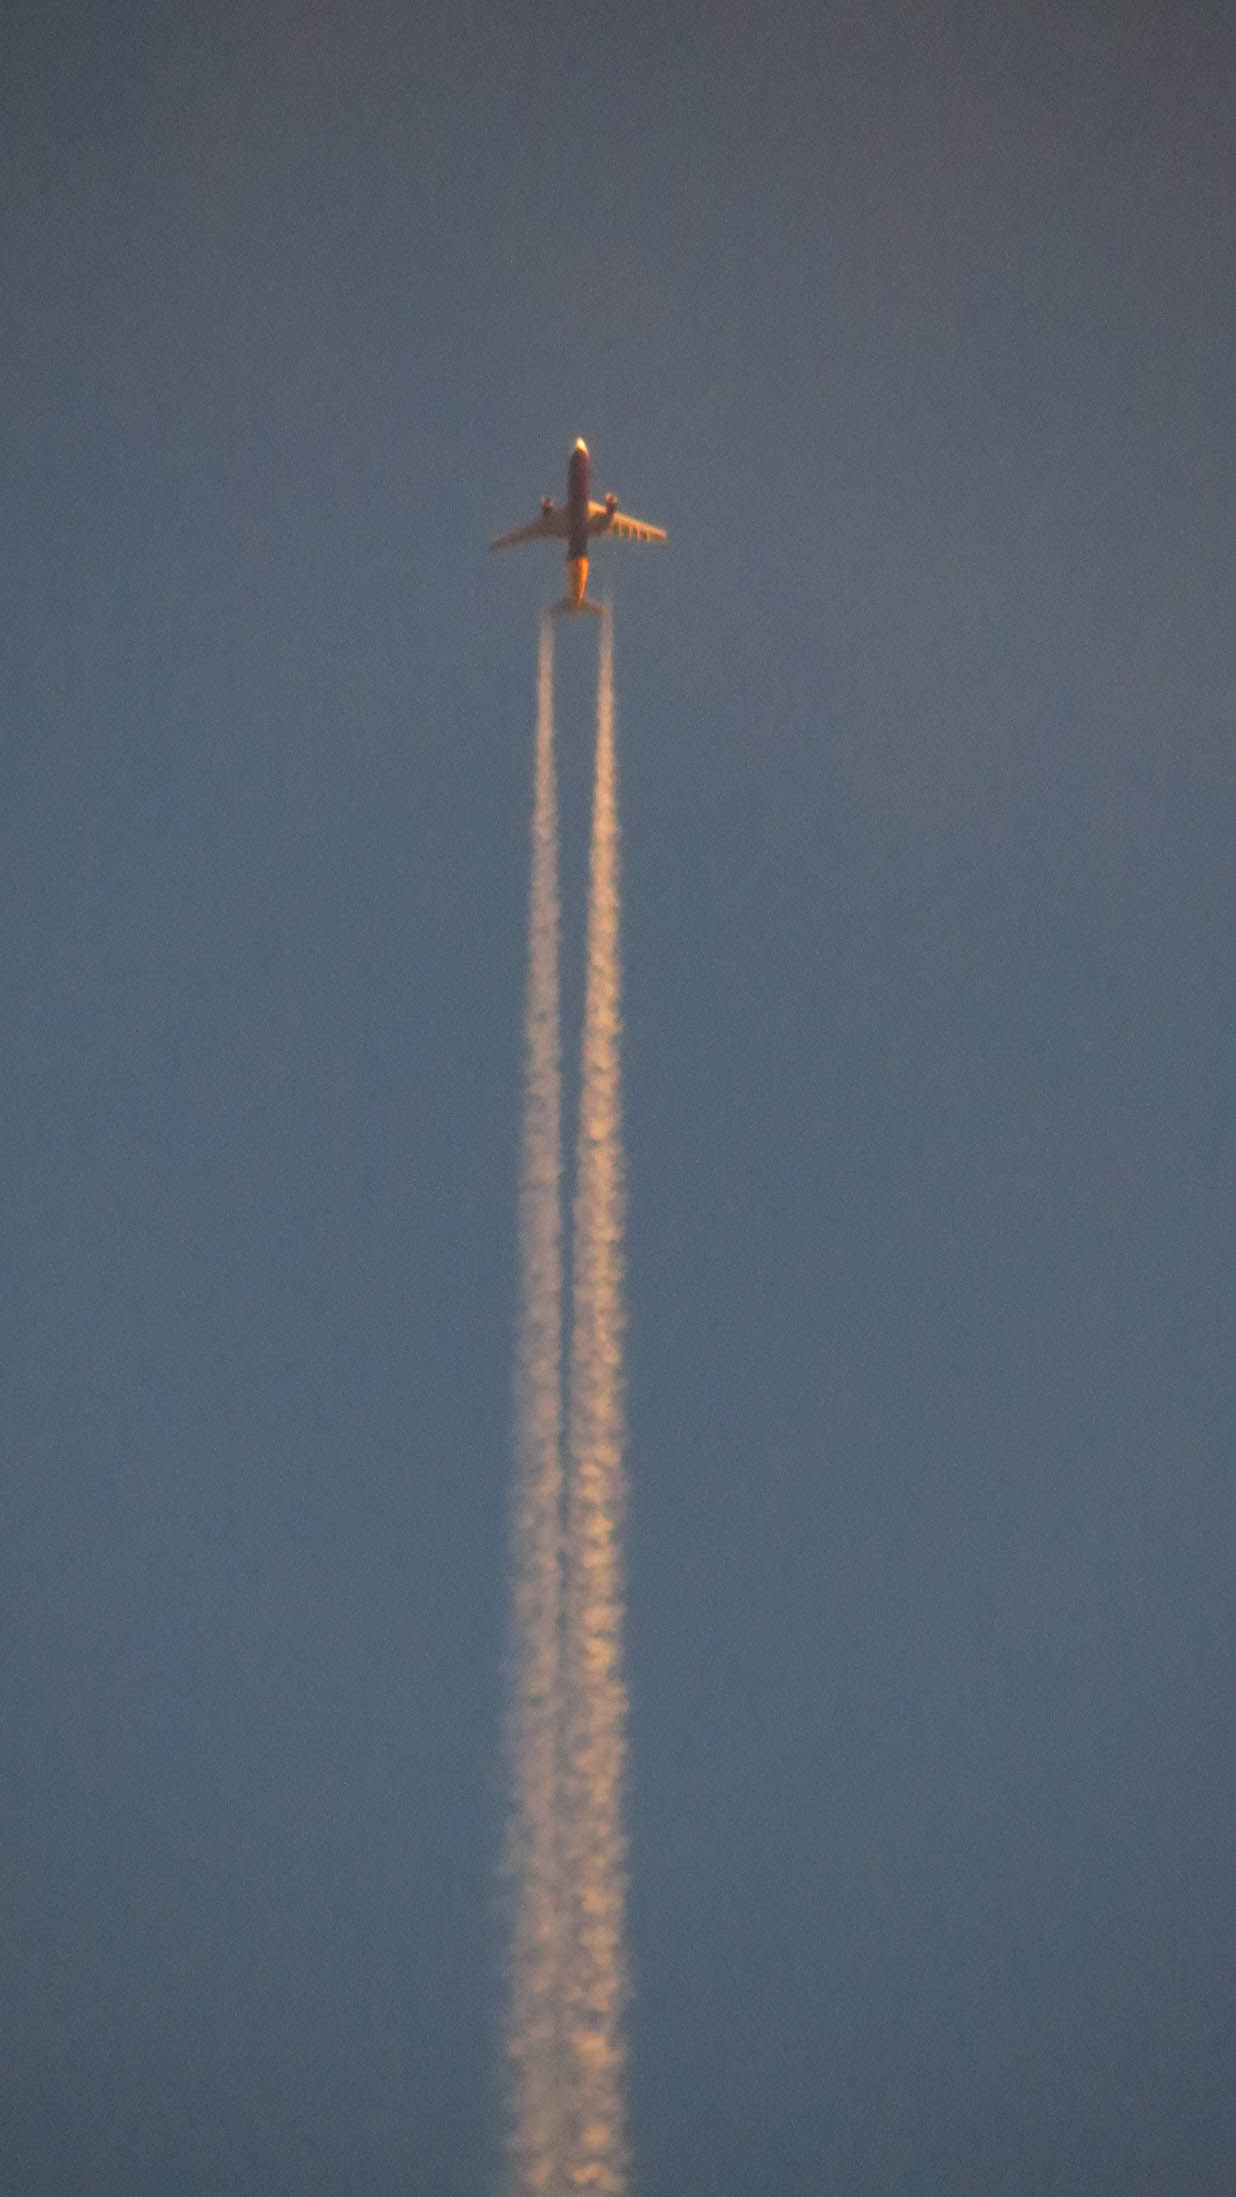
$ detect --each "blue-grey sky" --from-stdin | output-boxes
[7,4,1236,2193]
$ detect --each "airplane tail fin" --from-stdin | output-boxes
[551,596,605,617]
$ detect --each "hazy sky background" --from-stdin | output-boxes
[7,4,1236,2192]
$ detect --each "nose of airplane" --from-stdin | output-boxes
[574,437,588,455]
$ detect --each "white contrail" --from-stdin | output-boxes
[506,611,631,2197]
[562,610,629,2197]
[506,617,567,2197]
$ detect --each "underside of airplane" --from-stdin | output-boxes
[490,440,666,614]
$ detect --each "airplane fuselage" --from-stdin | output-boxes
[566,441,591,563]
[563,440,594,609]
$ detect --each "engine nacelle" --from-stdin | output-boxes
[605,491,618,517]
[542,497,554,518]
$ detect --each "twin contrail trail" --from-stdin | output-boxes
[507,614,629,2197]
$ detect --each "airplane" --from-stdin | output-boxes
[489,439,666,615]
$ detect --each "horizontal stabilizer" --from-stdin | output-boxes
[551,596,605,617]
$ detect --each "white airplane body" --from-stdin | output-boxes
[490,439,666,614]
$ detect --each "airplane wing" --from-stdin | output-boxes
[587,502,667,543]
[489,509,571,551]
